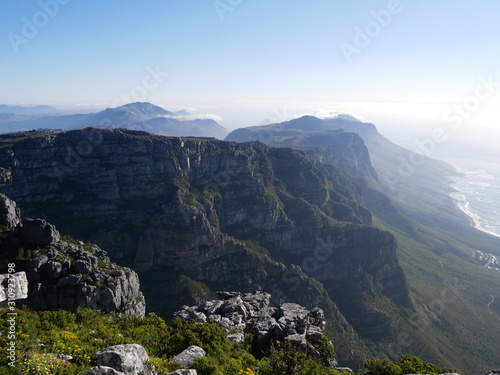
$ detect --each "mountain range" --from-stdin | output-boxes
[0,110,498,373]
[0,102,229,139]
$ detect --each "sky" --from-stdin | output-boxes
[1,0,500,157]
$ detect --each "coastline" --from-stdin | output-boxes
[449,169,500,239]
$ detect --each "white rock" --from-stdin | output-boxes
[170,345,206,368]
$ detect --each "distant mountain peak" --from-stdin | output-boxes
[106,102,173,116]
[284,115,328,131]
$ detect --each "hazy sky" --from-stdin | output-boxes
[1,0,500,148]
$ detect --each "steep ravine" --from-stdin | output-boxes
[0,129,412,365]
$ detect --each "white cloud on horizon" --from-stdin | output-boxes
[308,109,365,122]
[163,113,224,122]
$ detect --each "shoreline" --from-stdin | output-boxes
[449,174,500,239]
[453,196,500,238]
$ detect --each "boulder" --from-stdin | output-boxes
[16,218,60,246]
[169,346,206,368]
[95,344,149,375]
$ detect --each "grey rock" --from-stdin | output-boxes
[67,274,82,285]
[24,255,48,282]
[168,370,198,375]
[0,194,146,317]
[241,291,271,310]
[189,311,207,322]
[207,314,221,323]
[0,193,20,229]
[0,271,28,302]
[169,345,206,368]
[173,291,333,363]
[279,303,309,322]
[95,344,149,375]
[306,325,324,341]
[16,218,60,246]
[74,260,92,273]
[228,333,245,344]
[285,333,307,346]
[111,269,123,277]
[218,317,233,330]
[43,261,63,280]
[62,259,72,270]
[85,366,126,375]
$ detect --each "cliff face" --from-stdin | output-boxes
[0,129,410,350]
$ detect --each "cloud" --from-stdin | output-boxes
[308,109,365,122]
[164,113,223,122]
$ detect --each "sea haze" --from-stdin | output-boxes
[450,159,500,238]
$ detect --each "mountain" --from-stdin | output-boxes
[1,125,498,372]
[0,128,419,368]
[0,102,230,139]
[226,116,500,373]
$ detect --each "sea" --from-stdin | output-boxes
[449,159,500,238]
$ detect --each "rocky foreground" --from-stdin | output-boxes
[0,193,145,317]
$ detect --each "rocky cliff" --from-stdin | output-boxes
[0,129,411,364]
[0,194,145,317]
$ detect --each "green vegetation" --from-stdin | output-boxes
[364,355,460,375]
[0,307,347,375]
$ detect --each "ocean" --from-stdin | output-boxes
[449,160,500,238]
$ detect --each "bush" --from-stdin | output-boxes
[365,358,403,375]
[364,355,460,375]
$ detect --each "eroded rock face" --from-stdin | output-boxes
[0,129,410,361]
[0,194,145,317]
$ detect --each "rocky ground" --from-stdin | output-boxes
[0,193,145,317]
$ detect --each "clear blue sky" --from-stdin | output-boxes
[1,0,500,142]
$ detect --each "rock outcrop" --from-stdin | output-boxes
[0,194,20,229]
[0,193,145,317]
[174,291,335,366]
